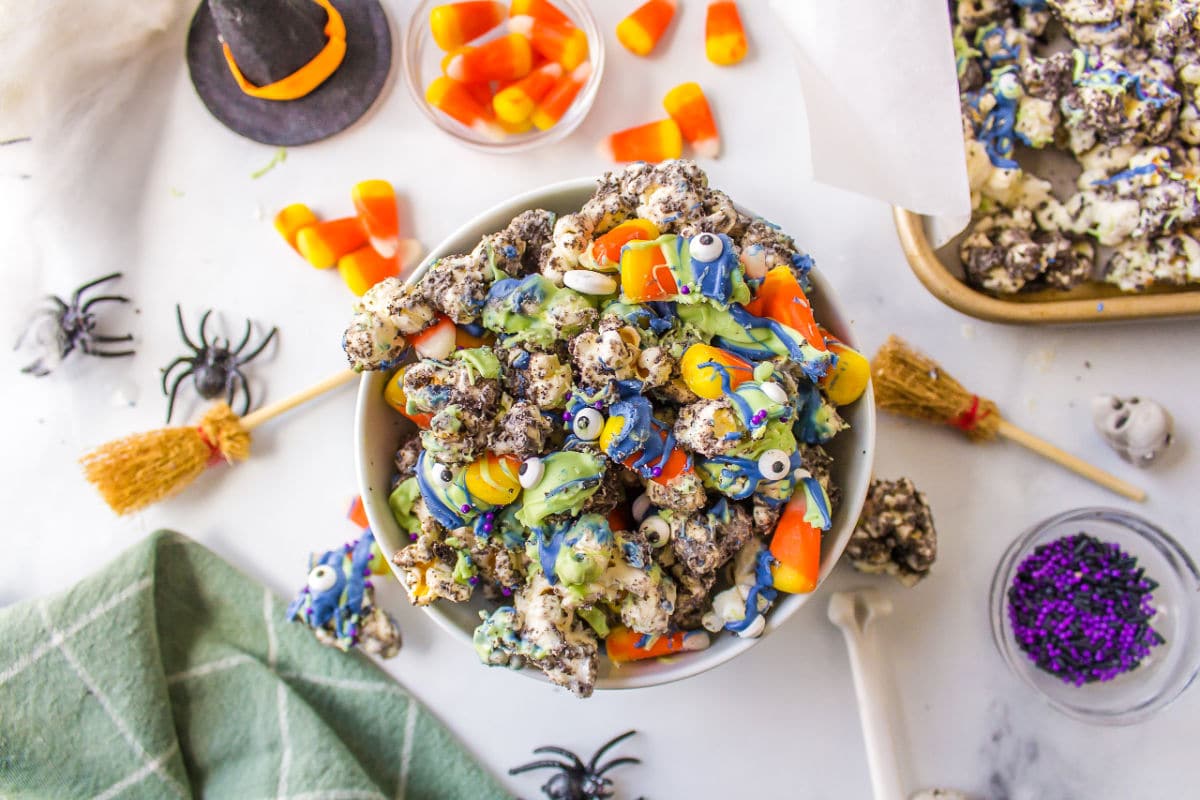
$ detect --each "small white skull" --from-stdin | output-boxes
[1091,395,1173,467]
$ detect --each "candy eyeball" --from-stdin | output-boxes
[518,456,545,489]
[432,463,455,488]
[760,381,788,405]
[308,564,337,593]
[639,515,671,547]
[573,408,605,441]
[631,492,652,522]
[689,232,724,262]
[757,449,791,481]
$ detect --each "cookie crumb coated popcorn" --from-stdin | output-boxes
[347,161,865,696]
[848,478,937,587]
[952,0,1200,294]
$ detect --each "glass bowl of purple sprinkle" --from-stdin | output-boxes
[990,508,1200,725]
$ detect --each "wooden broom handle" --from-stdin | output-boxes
[995,419,1146,502]
[240,369,359,431]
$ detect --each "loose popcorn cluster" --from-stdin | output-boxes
[954,0,1200,293]
[344,161,869,697]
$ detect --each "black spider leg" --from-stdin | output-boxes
[532,746,586,771]
[80,340,136,357]
[70,272,123,306]
[81,294,130,315]
[594,757,640,777]
[163,364,196,422]
[508,759,578,776]
[234,324,278,365]
[587,731,638,773]
[176,305,201,354]
[198,309,214,349]
[229,366,253,416]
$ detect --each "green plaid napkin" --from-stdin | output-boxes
[0,531,511,800]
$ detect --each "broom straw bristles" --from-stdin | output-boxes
[81,403,251,515]
[871,335,1001,442]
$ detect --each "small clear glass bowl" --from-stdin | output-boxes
[990,508,1200,725]
[402,0,604,152]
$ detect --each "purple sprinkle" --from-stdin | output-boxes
[460,503,471,513]
[485,511,495,520]
[565,391,573,400]
[651,466,663,477]
[364,581,373,589]
[361,568,370,576]
[483,523,494,532]
[409,533,418,541]
[681,286,691,295]
[469,576,480,585]
[594,401,603,410]
[502,586,513,596]
[563,411,573,422]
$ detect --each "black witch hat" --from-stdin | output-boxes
[187,0,392,146]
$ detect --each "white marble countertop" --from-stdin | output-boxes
[2,2,1198,798]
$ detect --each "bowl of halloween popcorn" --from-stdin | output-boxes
[350,162,876,695]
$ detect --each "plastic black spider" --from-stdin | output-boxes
[510,730,644,800]
[15,272,134,376]
[161,305,277,422]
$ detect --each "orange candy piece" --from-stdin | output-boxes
[351,179,400,258]
[619,239,678,302]
[616,0,677,57]
[600,118,682,163]
[705,1,747,66]
[530,62,591,130]
[338,245,399,296]
[509,0,571,26]
[274,203,318,251]
[425,76,504,138]
[429,1,507,50]
[663,82,720,158]
[493,62,563,123]
[743,266,826,351]
[769,491,822,594]
[589,218,660,268]
[444,32,532,83]
[508,15,588,70]
[347,496,370,529]
[606,626,710,662]
[296,217,368,269]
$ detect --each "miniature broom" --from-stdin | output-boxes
[871,336,1146,502]
[81,369,359,514]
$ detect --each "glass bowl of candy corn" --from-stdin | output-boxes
[990,508,1200,725]
[403,0,605,152]
[352,167,877,694]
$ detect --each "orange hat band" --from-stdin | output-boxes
[221,0,346,101]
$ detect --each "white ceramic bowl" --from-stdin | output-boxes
[356,177,877,690]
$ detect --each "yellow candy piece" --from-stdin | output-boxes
[679,343,754,400]
[820,341,869,406]
[367,541,390,575]
[274,203,317,250]
[599,414,626,454]
[464,453,522,506]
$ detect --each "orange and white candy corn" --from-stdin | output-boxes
[663,81,720,158]
[509,0,571,27]
[493,62,562,123]
[616,0,677,57]
[428,1,507,50]
[296,218,367,269]
[338,245,399,296]
[530,62,591,130]
[444,32,532,82]
[508,15,588,70]
[600,118,682,163]
[605,626,710,662]
[274,203,317,251]
[425,76,504,138]
[705,1,747,66]
[351,179,400,258]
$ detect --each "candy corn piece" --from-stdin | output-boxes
[463,452,522,506]
[679,343,753,399]
[616,0,677,56]
[663,82,720,158]
[769,483,830,594]
[530,62,591,130]
[429,1,507,50]
[444,32,532,82]
[351,179,400,258]
[493,62,562,123]
[338,245,399,296]
[426,76,504,138]
[743,266,826,351]
[508,15,588,70]
[600,118,682,163]
[587,218,659,270]
[409,314,457,360]
[818,332,870,406]
[296,217,367,269]
[509,0,570,27]
[606,626,710,662]
[705,1,747,66]
[619,237,679,302]
[274,203,318,251]
[383,367,433,428]
[347,495,370,529]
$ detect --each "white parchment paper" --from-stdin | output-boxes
[769,0,971,219]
